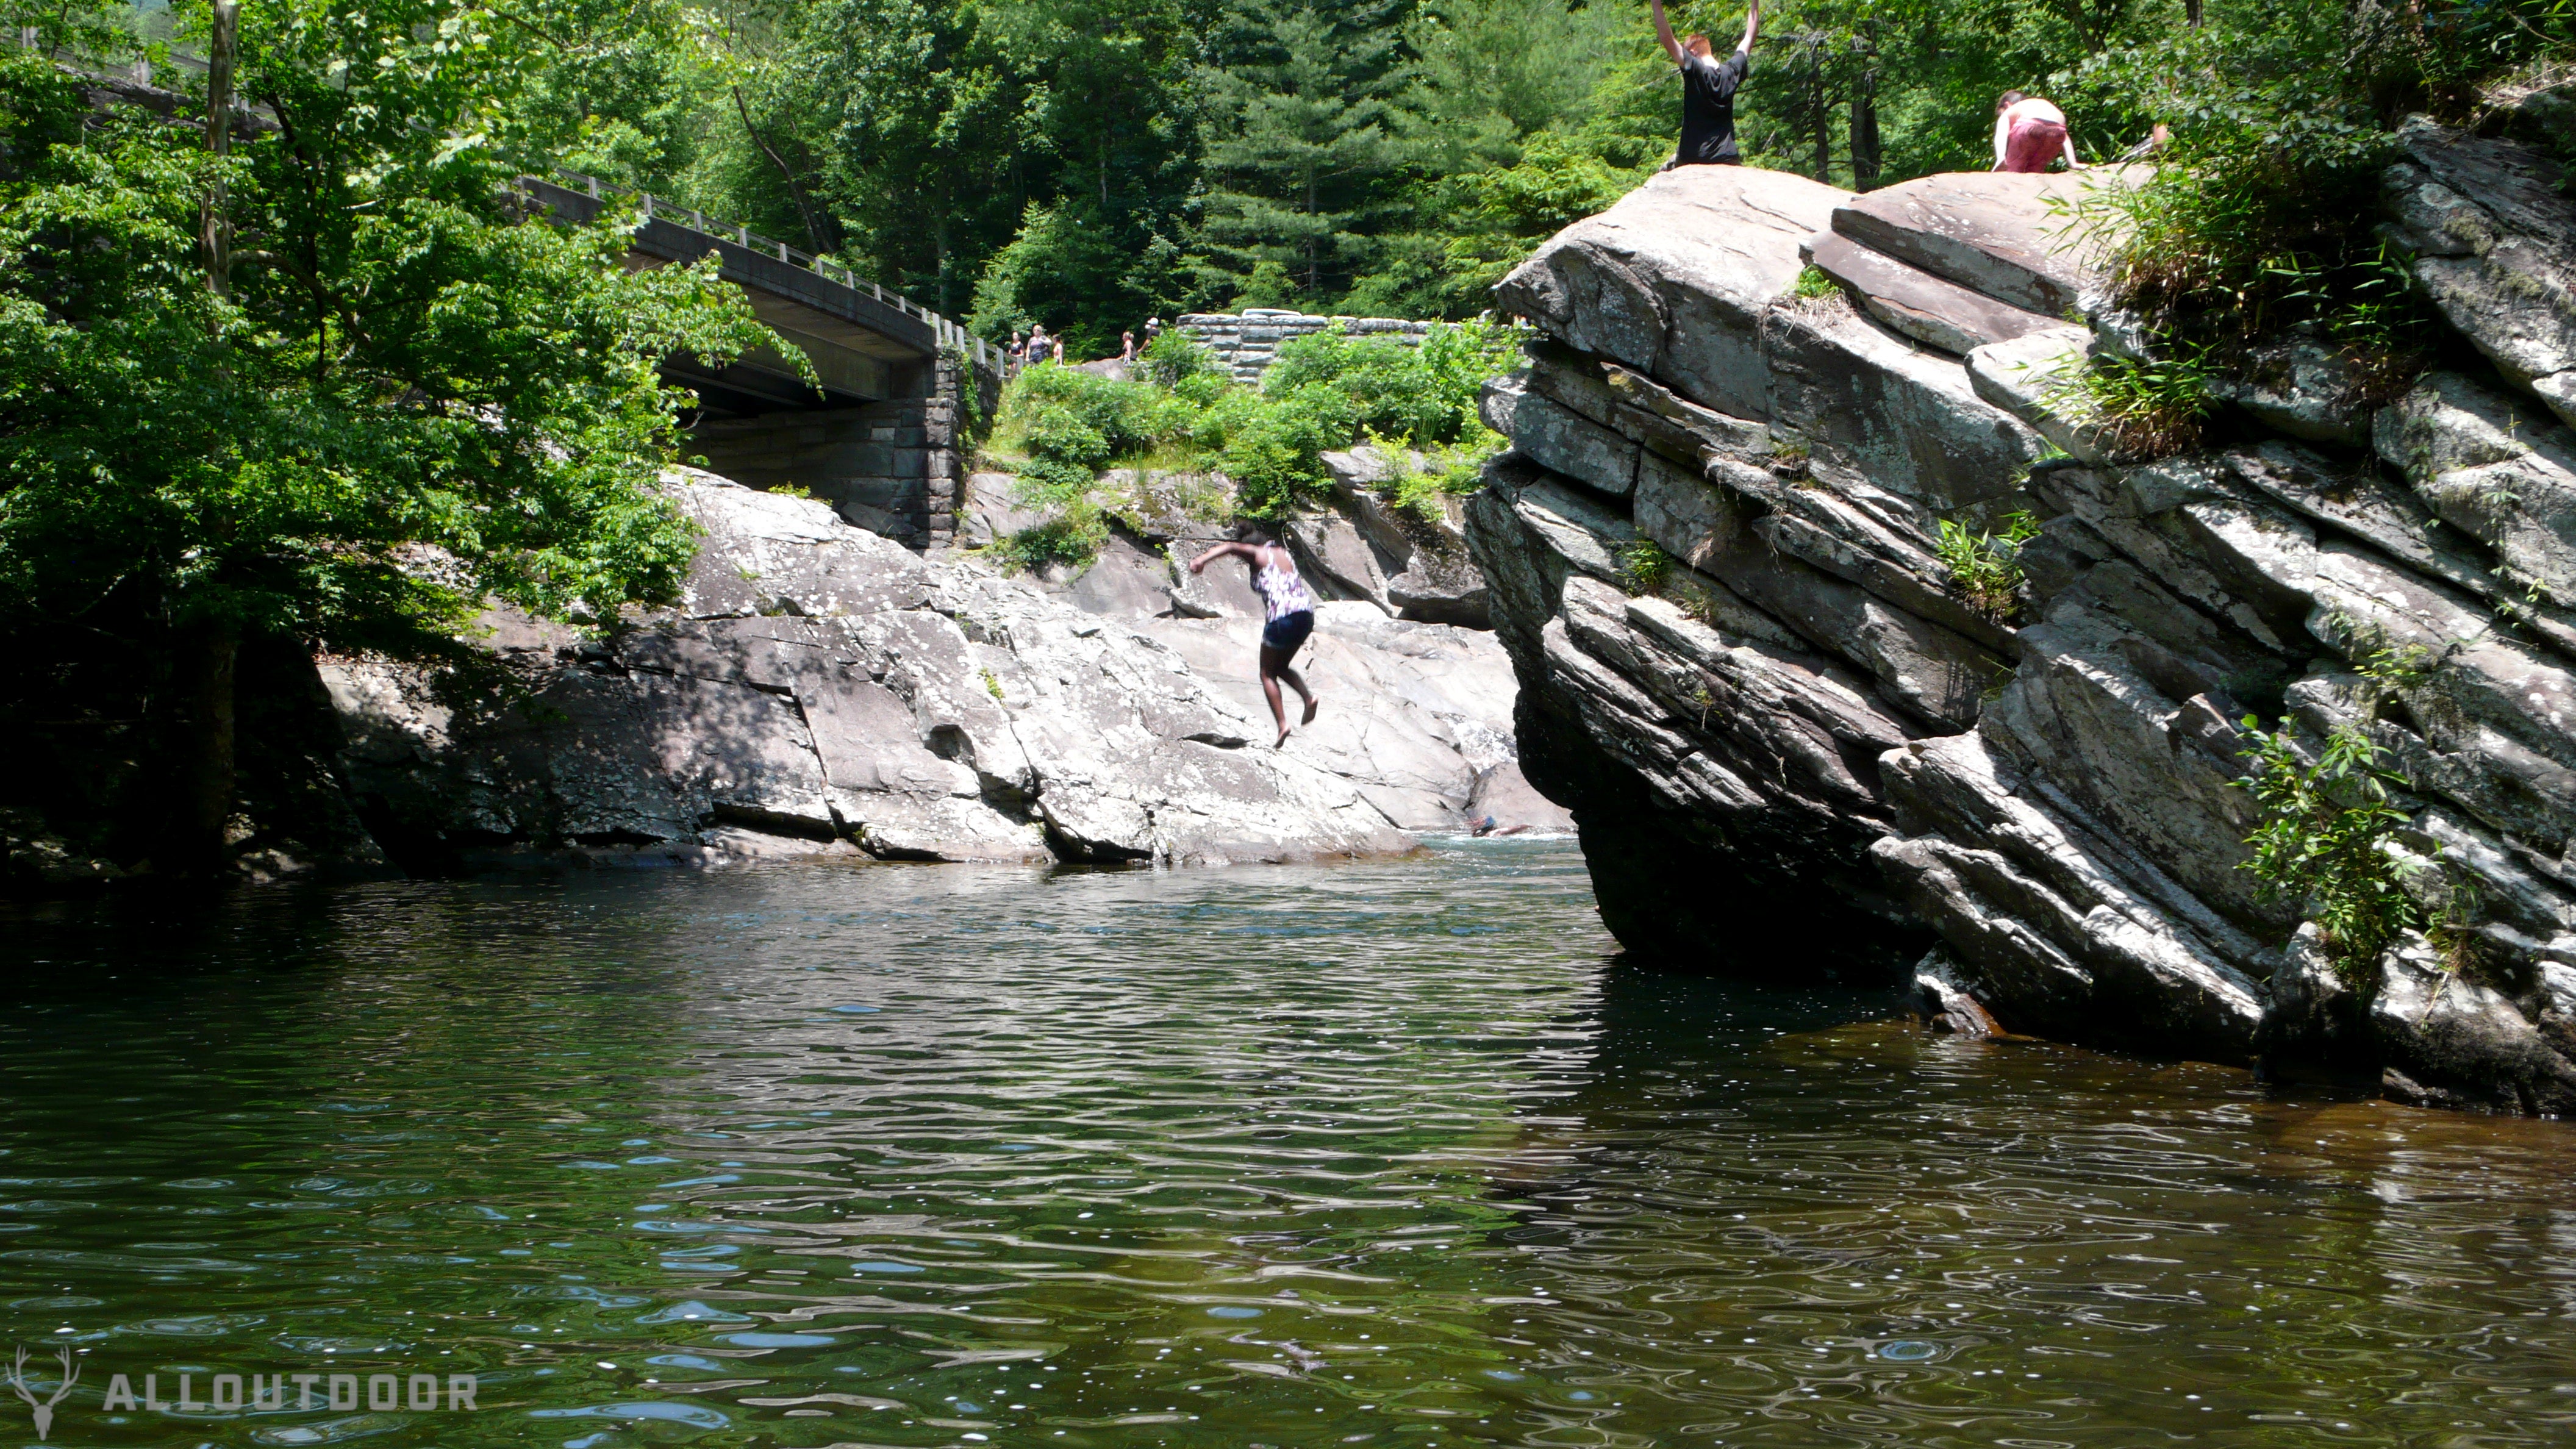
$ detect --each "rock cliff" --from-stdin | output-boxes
[324,472,1538,870]
[1469,132,2576,1115]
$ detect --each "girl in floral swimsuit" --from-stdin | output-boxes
[1187,535,1322,747]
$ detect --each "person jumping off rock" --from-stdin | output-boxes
[1992,91,2083,173]
[1187,534,1321,747]
[1651,0,1758,170]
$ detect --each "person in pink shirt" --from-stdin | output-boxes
[1992,91,2083,174]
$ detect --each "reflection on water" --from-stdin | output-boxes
[0,839,2571,1448]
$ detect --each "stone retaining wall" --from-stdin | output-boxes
[690,352,999,551]
[1177,310,1434,385]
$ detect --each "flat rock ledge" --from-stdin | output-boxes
[323,471,1526,870]
[1473,141,2576,1118]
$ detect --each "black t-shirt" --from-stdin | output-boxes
[1675,49,1750,165]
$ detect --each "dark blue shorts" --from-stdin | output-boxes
[1261,609,1315,656]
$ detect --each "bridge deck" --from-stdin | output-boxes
[526,174,998,415]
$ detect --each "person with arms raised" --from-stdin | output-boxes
[1187,533,1322,747]
[1651,0,1759,170]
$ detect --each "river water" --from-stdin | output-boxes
[0,839,2570,1448]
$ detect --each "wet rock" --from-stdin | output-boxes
[2372,933,2576,1115]
[1914,948,2002,1037]
[1464,759,1574,835]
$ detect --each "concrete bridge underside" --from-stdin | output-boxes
[529,177,1001,550]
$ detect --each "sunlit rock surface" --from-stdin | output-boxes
[322,473,1524,867]
[1472,137,2576,1112]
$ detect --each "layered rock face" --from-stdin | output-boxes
[1469,139,2576,1114]
[326,474,1527,868]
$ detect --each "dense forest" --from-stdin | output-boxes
[52,0,2574,357]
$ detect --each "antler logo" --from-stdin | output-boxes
[7,1346,77,1440]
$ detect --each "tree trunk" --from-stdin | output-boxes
[1849,61,1882,188]
[202,0,238,294]
[178,618,242,875]
[731,85,842,256]
[1808,37,1831,183]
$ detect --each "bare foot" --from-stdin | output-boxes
[1275,724,1293,748]
[1301,694,1321,725]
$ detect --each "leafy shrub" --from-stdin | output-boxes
[1934,512,2042,620]
[984,320,1517,520]
[2048,1,2563,373]
[1379,431,1501,522]
[1617,538,1675,595]
[995,500,1109,573]
[1137,329,1221,390]
[2238,723,2421,983]
[1792,264,1840,302]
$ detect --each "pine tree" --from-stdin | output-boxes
[1197,0,1413,307]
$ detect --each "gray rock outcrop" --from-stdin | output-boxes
[1472,137,2576,1114]
[324,473,1523,867]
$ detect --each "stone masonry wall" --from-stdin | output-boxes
[689,354,1000,551]
[1178,310,1434,386]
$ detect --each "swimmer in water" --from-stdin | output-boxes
[1187,532,1321,746]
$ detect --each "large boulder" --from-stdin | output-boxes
[1496,165,1845,418]
[324,474,1426,867]
[1470,146,2576,1116]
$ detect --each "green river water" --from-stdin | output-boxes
[0,838,2569,1448]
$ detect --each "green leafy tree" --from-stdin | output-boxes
[1198,0,1414,306]
[0,0,773,871]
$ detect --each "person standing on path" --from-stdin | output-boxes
[1187,535,1322,747]
[1651,0,1758,170]
[1992,91,2083,173]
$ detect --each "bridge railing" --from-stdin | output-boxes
[544,170,998,376]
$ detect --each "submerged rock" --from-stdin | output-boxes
[1477,127,2576,1115]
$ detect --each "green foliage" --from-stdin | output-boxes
[1378,431,1500,521]
[1138,329,1223,390]
[1196,0,1411,304]
[2061,349,2214,461]
[2052,3,2555,362]
[1792,263,1841,301]
[1934,512,2042,620]
[992,361,1203,490]
[2238,723,2422,983]
[0,0,772,643]
[988,320,1512,518]
[1617,539,1675,595]
[997,503,1112,572]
